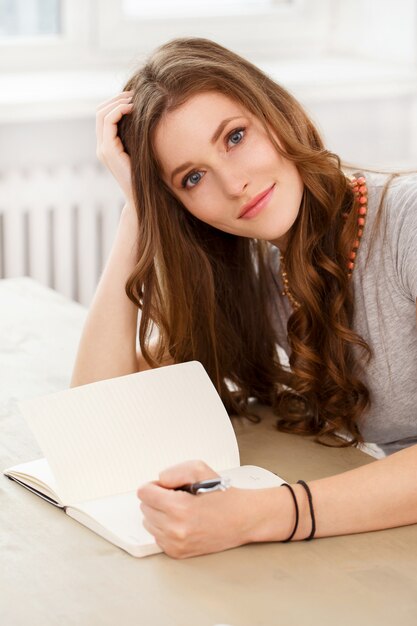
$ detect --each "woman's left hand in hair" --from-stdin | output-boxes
[137,460,256,559]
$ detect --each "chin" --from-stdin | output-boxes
[253,223,289,242]
[266,214,298,240]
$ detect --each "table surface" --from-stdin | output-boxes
[1,277,417,626]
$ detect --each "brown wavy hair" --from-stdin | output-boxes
[117,36,376,448]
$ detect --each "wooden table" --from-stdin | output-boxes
[1,277,417,626]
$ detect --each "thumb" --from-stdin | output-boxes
[158,459,219,489]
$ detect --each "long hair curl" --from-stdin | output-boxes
[117,37,373,448]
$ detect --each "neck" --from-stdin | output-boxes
[269,232,289,256]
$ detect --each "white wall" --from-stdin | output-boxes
[1,0,416,303]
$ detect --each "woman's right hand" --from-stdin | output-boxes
[96,91,135,206]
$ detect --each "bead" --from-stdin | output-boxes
[280,175,367,309]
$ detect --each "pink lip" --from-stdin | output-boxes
[239,184,276,219]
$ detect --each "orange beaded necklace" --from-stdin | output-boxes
[280,175,368,310]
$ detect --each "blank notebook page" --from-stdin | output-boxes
[19,361,240,504]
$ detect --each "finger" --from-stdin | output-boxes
[96,101,134,148]
[136,481,181,512]
[142,515,165,543]
[141,502,190,558]
[96,96,133,118]
[158,460,219,489]
[140,501,168,528]
[141,518,175,557]
[140,501,167,529]
[96,91,134,112]
[96,93,134,145]
[100,103,134,156]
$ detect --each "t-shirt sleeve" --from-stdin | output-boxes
[391,177,417,301]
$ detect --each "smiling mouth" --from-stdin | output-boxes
[238,183,276,219]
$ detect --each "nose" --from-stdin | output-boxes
[217,168,249,197]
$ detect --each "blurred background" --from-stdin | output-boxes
[1,0,416,306]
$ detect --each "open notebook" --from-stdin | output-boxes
[3,361,285,557]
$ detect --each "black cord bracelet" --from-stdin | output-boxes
[280,483,299,542]
[296,480,316,541]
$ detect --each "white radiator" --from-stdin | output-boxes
[0,163,125,307]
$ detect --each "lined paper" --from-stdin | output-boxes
[18,361,240,504]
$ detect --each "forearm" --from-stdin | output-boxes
[70,204,139,387]
[249,443,417,543]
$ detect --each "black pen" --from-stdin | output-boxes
[174,477,231,495]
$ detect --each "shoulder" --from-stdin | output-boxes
[356,169,417,240]
[362,169,417,300]
[364,170,417,218]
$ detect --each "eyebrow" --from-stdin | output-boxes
[170,116,243,184]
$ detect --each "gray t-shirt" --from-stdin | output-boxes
[268,171,417,456]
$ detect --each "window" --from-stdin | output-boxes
[0,0,93,73]
[97,0,324,61]
[0,0,61,38]
[122,0,291,19]
[1,0,415,73]
[0,1,330,72]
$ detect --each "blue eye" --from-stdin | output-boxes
[189,172,202,185]
[228,128,245,146]
[182,171,203,189]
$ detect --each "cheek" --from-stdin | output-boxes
[178,185,225,222]
[179,196,218,223]
[181,194,237,233]
[244,137,282,172]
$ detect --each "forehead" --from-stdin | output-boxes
[153,91,251,176]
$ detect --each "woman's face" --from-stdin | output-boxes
[153,91,304,250]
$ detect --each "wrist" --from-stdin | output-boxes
[245,484,313,543]
[121,200,138,224]
[118,204,139,245]
[244,487,292,543]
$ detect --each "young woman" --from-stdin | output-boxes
[70,38,417,559]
